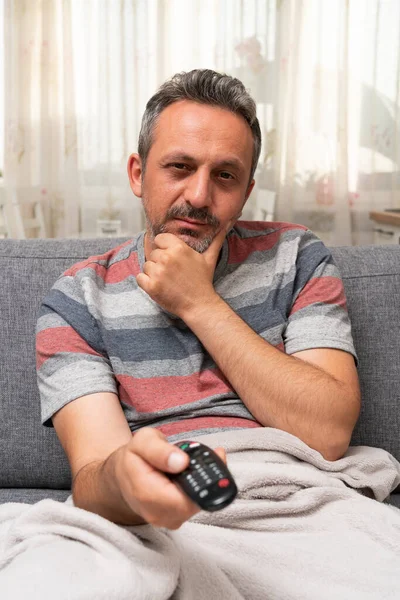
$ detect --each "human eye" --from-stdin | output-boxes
[171,162,189,171]
[219,171,235,180]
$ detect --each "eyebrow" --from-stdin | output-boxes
[161,152,246,173]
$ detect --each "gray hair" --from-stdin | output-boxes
[138,69,262,184]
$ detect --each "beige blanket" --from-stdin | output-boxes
[0,427,399,600]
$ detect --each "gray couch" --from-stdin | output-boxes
[0,238,399,508]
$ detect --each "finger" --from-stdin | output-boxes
[203,214,240,267]
[129,427,189,474]
[123,451,200,527]
[136,271,150,290]
[214,447,227,464]
[142,260,160,277]
[153,233,182,250]
[202,224,230,268]
[147,248,167,264]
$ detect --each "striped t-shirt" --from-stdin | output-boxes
[36,221,357,442]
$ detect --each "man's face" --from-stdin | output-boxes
[128,100,255,255]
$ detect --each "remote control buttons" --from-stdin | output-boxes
[218,478,230,488]
[170,441,237,511]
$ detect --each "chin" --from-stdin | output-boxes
[178,232,213,254]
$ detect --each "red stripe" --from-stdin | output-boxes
[118,368,233,412]
[103,254,141,283]
[64,240,138,284]
[237,220,306,232]
[290,276,347,315]
[36,327,102,369]
[154,416,262,437]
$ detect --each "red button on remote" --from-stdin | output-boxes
[218,478,230,488]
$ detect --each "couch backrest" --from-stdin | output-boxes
[0,239,399,490]
[331,246,400,461]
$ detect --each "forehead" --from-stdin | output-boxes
[149,100,254,171]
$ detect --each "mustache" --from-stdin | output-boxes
[166,204,220,227]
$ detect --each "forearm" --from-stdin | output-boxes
[183,295,359,460]
[72,449,145,526]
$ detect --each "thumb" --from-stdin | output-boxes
[214,447,227,465]
[203,217,236,268]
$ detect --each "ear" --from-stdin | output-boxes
[244,179,255,203]
[127,153,143,198]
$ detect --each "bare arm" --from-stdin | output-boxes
[137,231,360,461]
[182,296,360,461]
[52,392,219,527]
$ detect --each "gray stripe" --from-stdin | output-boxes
[110,323,284,379]
[111,353,214,378]
[107,238,138,266]
[88,287,160,320]
[234,222,304,240]
[167,425,259,443]
[311,262,339,279]
[258,322,285,346]
[38,352,113,378]
[285,313,355,357]
[220,267,296,310]
[104,325,203,362]
[102,313,172,331]
[52,276,86,305]
[38,358,117,423]
[36,312,70,333]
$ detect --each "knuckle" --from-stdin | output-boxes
[133,427,153,444]
[140,509,156,525]
[144,509,171,528]
[133,484,152,506]
[167,521,183,531]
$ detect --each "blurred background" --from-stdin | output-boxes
[1,0,400,246]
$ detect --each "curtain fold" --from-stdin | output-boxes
[275,0,400,245]
[4,0,80,237]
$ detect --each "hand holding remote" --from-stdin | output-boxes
[168,441,238,511]
[114,428,229,529]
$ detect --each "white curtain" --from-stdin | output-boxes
[3,0,400,243]
[4,0,80,238]
[275,0,400,245]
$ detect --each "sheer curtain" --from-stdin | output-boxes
[4,0,80,237]
[276,0,400,245]
[69,0,271,236]
[3,0,400,243]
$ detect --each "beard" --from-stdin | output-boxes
[143,200,221,254]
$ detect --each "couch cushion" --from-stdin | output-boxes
[0,488,70,504]
[331,246,400,463]
[0,238,130,489]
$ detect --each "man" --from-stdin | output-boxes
[36,69,361,531]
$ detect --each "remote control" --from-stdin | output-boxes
[168,440,238,512]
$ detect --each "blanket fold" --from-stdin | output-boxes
[1,428,399,600]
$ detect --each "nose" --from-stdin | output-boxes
[183,168,212,209]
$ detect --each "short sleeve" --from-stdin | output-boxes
[36,273,118,427]
[283,230,357,362]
